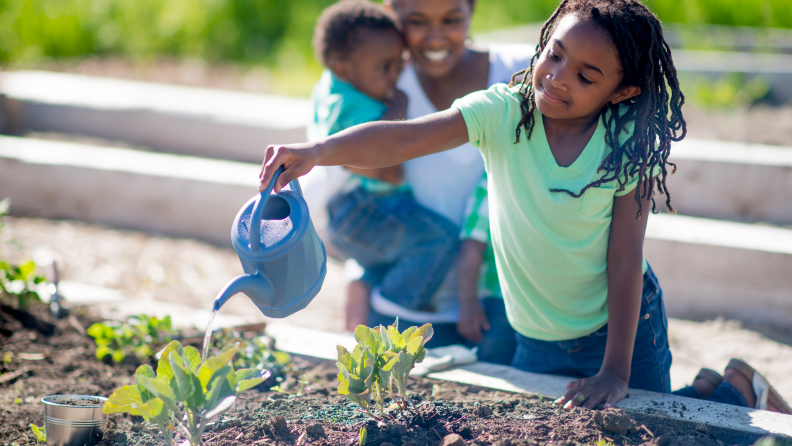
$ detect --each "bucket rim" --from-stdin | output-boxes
[42,395,108,408]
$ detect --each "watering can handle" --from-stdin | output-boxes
[250,165,304,252]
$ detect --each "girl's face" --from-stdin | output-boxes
[392,0,473,78]
[532,14,640,121]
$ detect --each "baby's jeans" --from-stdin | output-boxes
[328,187,459,311]
[511,263,673,393]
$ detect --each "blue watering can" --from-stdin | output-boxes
[212,166,327,318]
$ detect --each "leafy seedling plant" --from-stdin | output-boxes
[104,340,269,446]
[29,424,46,443]
[336,319,432,420]
[0,198,47,308]
[87,314,177,364]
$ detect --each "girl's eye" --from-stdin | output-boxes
[443,17,463,25]
[408,19,427,26]
[549,51,560,61]
[579,74,593,85]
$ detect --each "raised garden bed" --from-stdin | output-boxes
[0,302,781,446]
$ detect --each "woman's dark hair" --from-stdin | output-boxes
[313,1,401,67]
[509,0,686,217]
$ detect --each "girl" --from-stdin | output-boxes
[258,0,772,410]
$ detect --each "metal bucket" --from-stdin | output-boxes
[42,395,108,446]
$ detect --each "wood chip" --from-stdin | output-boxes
[0,368,31,384]
[19,353,46,360]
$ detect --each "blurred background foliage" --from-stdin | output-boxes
[0,0,790,103]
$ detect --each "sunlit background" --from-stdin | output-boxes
[0,0,790,105]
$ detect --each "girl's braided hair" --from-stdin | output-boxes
[509,0,686,217]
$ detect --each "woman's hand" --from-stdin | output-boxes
[554,369,629,410]
[457,300,490,343]
[259,142,324,193]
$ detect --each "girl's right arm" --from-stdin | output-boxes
[259,108,468,192]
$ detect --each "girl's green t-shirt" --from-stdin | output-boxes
[452,83,652,341]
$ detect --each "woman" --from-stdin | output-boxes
[342,0,534,364]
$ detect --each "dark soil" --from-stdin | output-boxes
[49,397,107,406]
[0,302,778,446]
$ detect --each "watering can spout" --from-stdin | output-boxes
[212,273,275,312]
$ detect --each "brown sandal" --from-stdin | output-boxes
[726,358,792,414]
[694,368,723,389]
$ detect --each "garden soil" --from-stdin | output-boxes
[0,302,770,446]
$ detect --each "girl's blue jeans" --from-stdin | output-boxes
[510,264,748,407]
[368,297,517,365]
[328,187,459,311]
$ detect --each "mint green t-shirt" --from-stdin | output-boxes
[452,83,653,341]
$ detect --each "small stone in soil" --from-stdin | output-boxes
[595,409,637,435]
[443,433,468,446]
[306,423,325,437]
[473,405,493,418]
[271,416,289,434]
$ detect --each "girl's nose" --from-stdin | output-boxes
[546,72,568,91]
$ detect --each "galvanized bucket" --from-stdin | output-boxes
[42,395,108,446]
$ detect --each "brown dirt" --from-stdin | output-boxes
[0,302,774,446]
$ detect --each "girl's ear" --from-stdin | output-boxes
[384,0,394,11]
[610,85,641,105]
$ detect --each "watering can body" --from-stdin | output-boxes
[214,168,327,318]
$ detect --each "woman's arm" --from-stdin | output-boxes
[556,190,651,410]
[457,239,491,343]
[259,108,468,192]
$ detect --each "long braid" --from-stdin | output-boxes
[509,0,686,218]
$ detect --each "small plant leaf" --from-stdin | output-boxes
[131,397,167,423]
[204,395,236,420]
[205,374,235,413]
[136,375,177,409]
[359,426,367,446]
[182,346,201,372]
[409,324,434,345]
[169,353,205,410]
[387,325,406,350]
[29,424,46,443]
[198,343,239,385]
[156,341,183,382]
[235,368,270,393]
[103,385,143,415]
[135,364,157,402]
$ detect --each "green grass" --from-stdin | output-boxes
[2,0,789,105]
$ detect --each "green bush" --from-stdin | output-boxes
[2,0,790,67]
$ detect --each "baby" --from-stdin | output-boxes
[309,1,459,330]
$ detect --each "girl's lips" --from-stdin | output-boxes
[422,50,450,62]
[540,87,565,104]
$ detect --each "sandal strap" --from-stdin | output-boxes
[695,368,723,388]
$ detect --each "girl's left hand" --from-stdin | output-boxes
[554,369,628,410]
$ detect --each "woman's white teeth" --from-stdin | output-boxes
[424,50,449,61]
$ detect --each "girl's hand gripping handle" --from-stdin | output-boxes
[259,142,323,193]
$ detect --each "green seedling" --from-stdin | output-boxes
[359,426,367,446]
[29,424,46,443]
[103,340,269,446]
[336,319,432,419]
[0,198,47,309]
[87,314,176,364]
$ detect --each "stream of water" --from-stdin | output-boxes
[202,309,218,363]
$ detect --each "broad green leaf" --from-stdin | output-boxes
[169,354,205,410]
[235,368,270,393]
[131,398,167,423]
[182,346,201,372]
[136,375,177,409]
[205,365,231,393]
[95,345,112,361]
[205,375,235,413]
[111,350,125,363]
[204,395,235,419]
[156,341,184,382]
[401,327,417,342]
[273,351,291,365]
[198,343,239,385]
[387,326,406,350]
[406,336,423,356]
[103,385,143,415]
[29,423,46,443]
[354,326,381,352]
[338,378,351,395]
[18,261,36,281]
[135,365,157,402]
[396,351,413,378]
[409,324,434,346]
